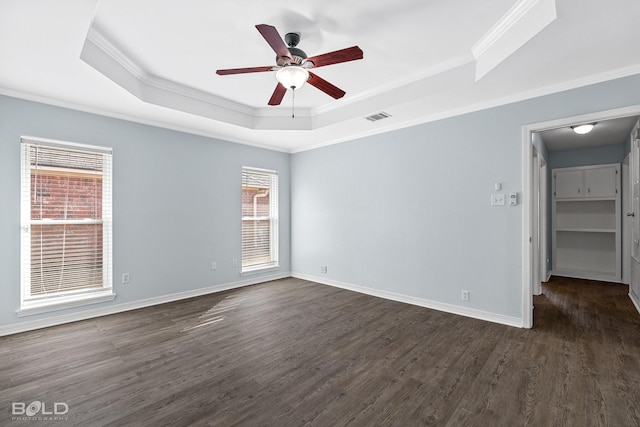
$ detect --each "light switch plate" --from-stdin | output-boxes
[491,194,505,206]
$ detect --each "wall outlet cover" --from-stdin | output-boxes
[491,194,505,206]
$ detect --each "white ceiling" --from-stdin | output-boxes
[540,116,639,152]
[1,0,640,153]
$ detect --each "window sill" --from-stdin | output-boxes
[240,265,280,276]
[16,291,116,317]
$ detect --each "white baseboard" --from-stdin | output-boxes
[630,290,640,315]
[291,273,524,328]
[0,271,290,337]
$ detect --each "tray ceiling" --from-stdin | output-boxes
[1,0,640,152]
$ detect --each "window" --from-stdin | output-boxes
[19,137,114,315]
[241,167,278,272]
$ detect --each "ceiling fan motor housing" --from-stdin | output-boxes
[276,33,308,66]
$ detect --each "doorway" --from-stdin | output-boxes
[522,106,640,328]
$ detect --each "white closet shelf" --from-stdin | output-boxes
[552,163,621,282]
[556,227,616,233]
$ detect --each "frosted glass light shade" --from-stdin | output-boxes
[276,66,309,89]
[572,124,595,134]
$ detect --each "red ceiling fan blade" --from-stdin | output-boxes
[256,24,291,60]
[307,72,346,99]
[216,66,275,75]
[268,83,287,106]
[305,46,363,68]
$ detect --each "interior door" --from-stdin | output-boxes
[631,121,640,302]
[623,155,631,284]
[632,129,640,262]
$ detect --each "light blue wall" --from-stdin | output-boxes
[0,95,290,329]
[3,73,640,330]
[291,73,640,320]
[549,142,626,169]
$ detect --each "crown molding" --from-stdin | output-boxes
[473,0,542,58]
[472,0,556,80]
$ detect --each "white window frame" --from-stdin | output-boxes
[241,167,279,274]
[18,136,115,316]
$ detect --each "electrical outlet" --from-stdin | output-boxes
[320,265,328,274]
[211,261,217,270]
[461,290,469,301]
[232,259,238,267]
[122,273,130,284]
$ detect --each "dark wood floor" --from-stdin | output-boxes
[1,276,639,426]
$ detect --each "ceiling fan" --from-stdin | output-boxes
[216,24,364,106]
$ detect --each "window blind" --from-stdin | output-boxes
[241,167,278,271]
[20,139,113,302]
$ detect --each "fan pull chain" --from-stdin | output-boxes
[291,88,295,118]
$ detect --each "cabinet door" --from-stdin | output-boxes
[584,166,617,198]
[555,169,583,199]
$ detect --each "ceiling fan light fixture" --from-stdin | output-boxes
[276,66,309,90]
[572,123,595,134]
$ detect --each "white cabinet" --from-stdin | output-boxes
[552,164,621,282]
[555,164,618,199]
[555,169,583,198]
[584,166,618,198]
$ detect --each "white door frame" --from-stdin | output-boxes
[522,105,640,329]
[532,149,540,295]
[530,150,547,296]
[539,158,548,286]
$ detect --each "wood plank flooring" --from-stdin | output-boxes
[1,276,639,426]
